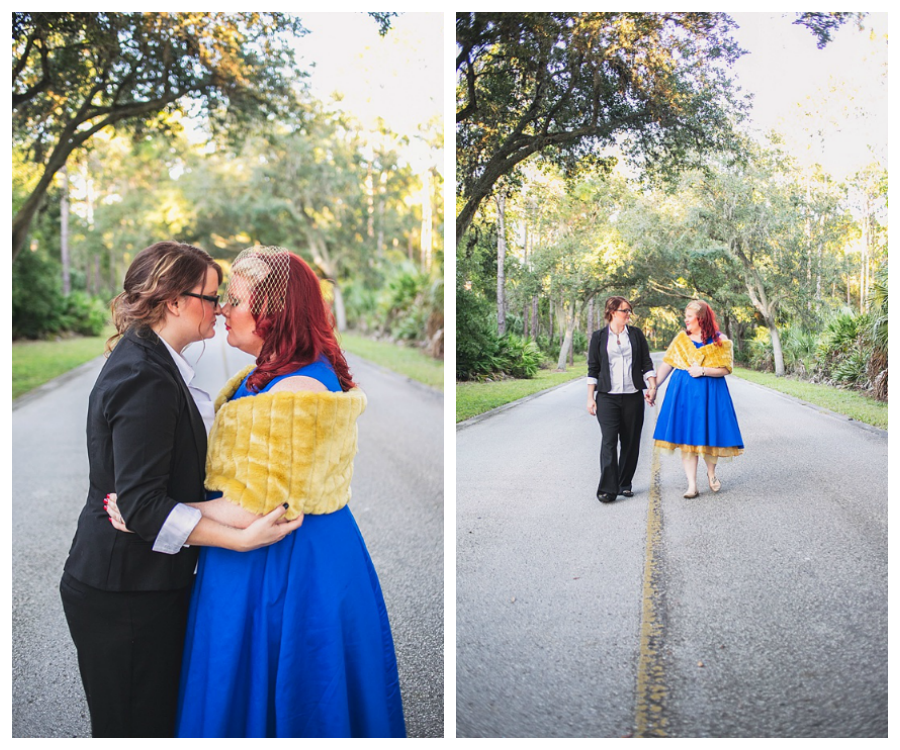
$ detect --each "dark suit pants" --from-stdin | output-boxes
[595,390,645,498]
[60,572,191,738]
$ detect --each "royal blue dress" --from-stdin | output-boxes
[175,360,406,738]
[653,338,744,458]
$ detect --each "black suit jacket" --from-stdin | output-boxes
[63,327,209,591]
[587,325,655,393]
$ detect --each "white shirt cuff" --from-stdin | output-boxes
[152,503,202,554]
[587,377,598,385]
[644,368,657,380]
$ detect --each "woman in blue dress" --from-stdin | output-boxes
[172,247,404,737]
[650,300,743,498]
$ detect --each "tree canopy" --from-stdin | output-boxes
[456,12,747,241]
[12,12,307,261]
[456,12,867,244]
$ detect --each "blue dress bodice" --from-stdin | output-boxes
[232,356,341,399]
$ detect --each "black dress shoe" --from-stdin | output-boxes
[620,489,634,498]
[597,492,616,503]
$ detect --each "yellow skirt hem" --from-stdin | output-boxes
[653,440,743,460]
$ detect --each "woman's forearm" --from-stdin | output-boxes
[186,505,303,552]
[702,366,730,378]
[186,517,249,550]
[187,497,261,529]
[655,361,673,386]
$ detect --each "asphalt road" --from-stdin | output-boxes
[12,320,444,738]
[456,359,887,738]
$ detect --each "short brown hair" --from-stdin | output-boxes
[604,296,632,323]
[107,241,222,352]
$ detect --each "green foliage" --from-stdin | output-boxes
[457,277,503,379]
[12,249,109,338]
[367,12,399,36]
[817,312,862,358]
[379,264,432,343]
[457,277,544,381]
[816,312,873,389]
[867,259,888,401]
[498,335,543,379]
[341,280,379,332]
[750,310,880,394]
[456,11,746,238]
[12,247,66,338]
[13,12,310,259]
[12,15,441,355]
[14,12,304,144]
[778,325,820,377]
[816,312,872,389]
[792,12,864,48]
[59,291,109,336]
[868,259,888,353]
[457,331,543,382]
[745,327,775,372]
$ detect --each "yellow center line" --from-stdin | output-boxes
[634,444,669,737]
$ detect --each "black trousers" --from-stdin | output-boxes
[59,572,191,738]
[595,390,645,498]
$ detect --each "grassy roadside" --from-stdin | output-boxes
[457,354,586,422]
[13,327,443,401]
[455,355,887,430]
[731,365,887,430]
[12,326,115,400]
[338,331,444,391]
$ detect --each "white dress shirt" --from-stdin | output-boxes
[150,338,215,554]
[607,325,638,394]
[586,325,657,392]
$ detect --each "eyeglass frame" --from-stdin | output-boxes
[615,307,633,315]
[182,291,221,307]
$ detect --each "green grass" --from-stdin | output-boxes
[454,356,888,429]
[339,331,444,391]
[12,326,115,400]
[457,354,586,422]
[732,365,887,430]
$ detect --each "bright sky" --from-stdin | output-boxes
[729,12,887,182]
[293,12,443,173]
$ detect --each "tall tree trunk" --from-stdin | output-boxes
[734,240,785,376]
[332,283,347,332]
[531,296,539,341]
[60,164,71,296]
[495,193,507,336]
[555,299,576,371]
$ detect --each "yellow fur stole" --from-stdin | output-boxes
[205,366,367,519]
[662,331,733,373]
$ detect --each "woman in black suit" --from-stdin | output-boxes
[59,241,303,738]
[586,296,657,503]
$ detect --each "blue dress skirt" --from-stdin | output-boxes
[653,341,744,459]
[175,362,406,738]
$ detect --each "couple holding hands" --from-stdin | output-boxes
[587,296,744,502]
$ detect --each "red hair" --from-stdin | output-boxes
[687,300,723,347]
[245,253,356,392]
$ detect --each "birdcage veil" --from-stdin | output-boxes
[227,246,291,316]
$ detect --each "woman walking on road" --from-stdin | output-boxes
[649,299,744,497]
[587,296,657,503]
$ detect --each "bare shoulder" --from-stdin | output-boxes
[268,376,328,393]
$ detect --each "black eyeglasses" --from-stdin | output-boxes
[182,292,221,307]
[616,308,633,314]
